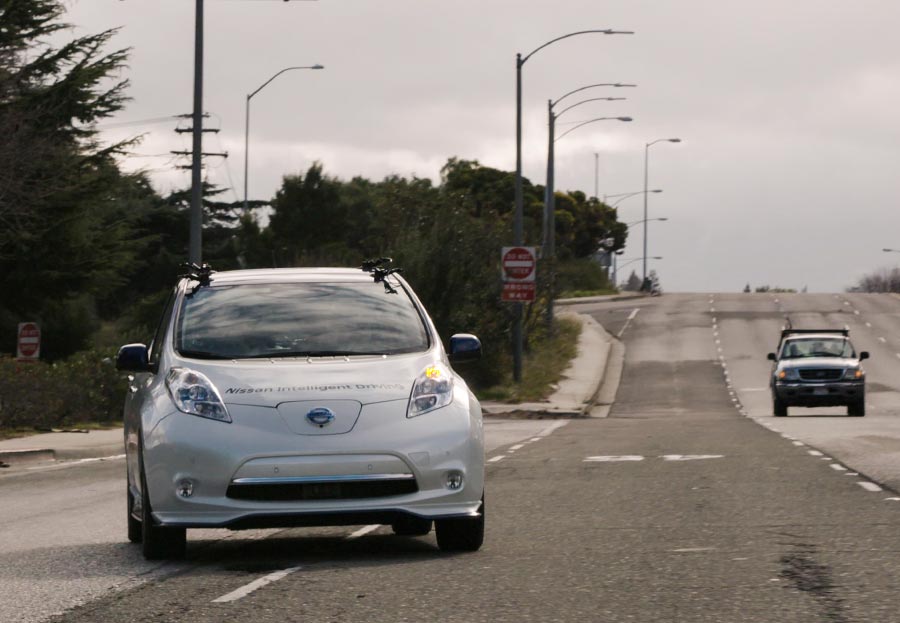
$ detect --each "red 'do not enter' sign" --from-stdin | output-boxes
[502,247,536,281]
[17,322,40,360]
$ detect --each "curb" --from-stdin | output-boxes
[481,311,619,419]
[556,293,646,306]
[0,448,55,465]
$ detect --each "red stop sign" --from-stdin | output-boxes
[502,247,536,281]
[17,322,40,359]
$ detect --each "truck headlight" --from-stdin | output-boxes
[844,368,864,380]
[408,363,454,417]
[777,368,799,381]
[165,367,231,422]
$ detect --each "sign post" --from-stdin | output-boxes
[501,246,537,302]
[16,322,40,361]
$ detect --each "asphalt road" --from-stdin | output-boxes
[6,293,900,622]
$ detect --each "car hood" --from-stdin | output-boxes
[778,357,858,370]
[173,352,439,407]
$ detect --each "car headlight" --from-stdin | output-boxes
[777,368,799,381]
[165,367,232,423]
[844,367,864,380]
[408,363,454,417]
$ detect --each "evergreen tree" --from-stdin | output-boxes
[0,0,135,358]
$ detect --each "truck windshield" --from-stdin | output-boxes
[175,281,430,359]
[780,337,855,359]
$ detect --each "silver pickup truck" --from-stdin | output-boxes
[767,328,869,417]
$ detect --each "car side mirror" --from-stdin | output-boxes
[860,351,869,360]
[116,343,150,372]
[767,353,777,361]
[449,334,482,364]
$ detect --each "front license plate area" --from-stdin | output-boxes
[813,387,828,396]
[307,483,342,499]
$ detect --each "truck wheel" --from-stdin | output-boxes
[773,397,788,417]
[848,400,865,417]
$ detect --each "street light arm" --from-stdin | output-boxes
[646,137,682,148]
[626,218,668,228]
[521,29,634,65]
[617,257,663,270]
[555,97,626,119]
[552,82,637,108]
[248,65,323,100]
[555,116,632,142]
[610,190,662,207]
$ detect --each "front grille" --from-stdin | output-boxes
[227,477,418,502]
[798,369,843,381]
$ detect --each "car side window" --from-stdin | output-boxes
[148,289,177,371]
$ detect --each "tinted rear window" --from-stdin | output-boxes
[176,281,430,359]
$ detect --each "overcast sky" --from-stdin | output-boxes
[63,0,900,292]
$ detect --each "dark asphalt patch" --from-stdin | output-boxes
[779,542,848,623]
[612,360,736,419]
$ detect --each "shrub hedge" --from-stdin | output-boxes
[0,351,126,430]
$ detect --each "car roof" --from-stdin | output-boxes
[783,333,849,341]
[190,267,379,286]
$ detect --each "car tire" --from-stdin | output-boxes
[435,495,484,552]
[773,397,788,417]
[127,484,142,544]
[848,400,865,417]
[139,442,186,560]
[391,515,432,537]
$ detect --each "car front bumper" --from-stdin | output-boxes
[141,395,484,529]
[773,381,864,406]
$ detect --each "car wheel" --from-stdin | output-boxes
[139,442,186,560]
[127,484,142,544]
[848,400,865,417]
[391,515,432,537]
[435,494,484,552]
[773,397,787,417]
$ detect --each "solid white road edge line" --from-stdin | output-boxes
[539,420,570,437]
[24,454,126,472]
[212,566,302,603]
[617,308,640,338]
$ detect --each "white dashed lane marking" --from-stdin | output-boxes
[584,455,644,462]
[212,566,302,604]
[488,455,505,463]
[346,524,380,539]
[858,482,883,493]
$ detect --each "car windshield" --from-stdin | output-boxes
[780,337,855,359]
[175,281,430,359]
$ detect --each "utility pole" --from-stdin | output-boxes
[594,152,599,199]
[190,0,204,265]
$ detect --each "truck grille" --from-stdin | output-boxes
[798,369,843,381]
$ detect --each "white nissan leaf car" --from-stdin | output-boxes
[116,262,485,559]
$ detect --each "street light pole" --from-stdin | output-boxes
[243,65,323,215]
[643,138,681,282]
[545,113,632,331]
[513,29,633,383]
